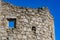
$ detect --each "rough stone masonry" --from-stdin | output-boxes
[0,0,55,40]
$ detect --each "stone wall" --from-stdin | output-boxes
[0,1,55,40]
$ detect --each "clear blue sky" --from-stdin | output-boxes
[3,0,60,40]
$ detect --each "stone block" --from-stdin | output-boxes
[2,37,7,40]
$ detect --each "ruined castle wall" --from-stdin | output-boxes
[0,1,55,40]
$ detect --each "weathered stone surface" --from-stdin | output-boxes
[0,0,55,40]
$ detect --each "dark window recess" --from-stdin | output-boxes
[7,18,16,28]
[32,26,36,34]
[7,37,9,40]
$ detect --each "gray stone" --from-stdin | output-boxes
[0,0,55,40]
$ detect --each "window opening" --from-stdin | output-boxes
[32,26,36,34]
[7,18,16,28]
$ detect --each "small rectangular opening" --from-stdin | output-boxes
[7,18,16,28]
[32,26,36,34]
